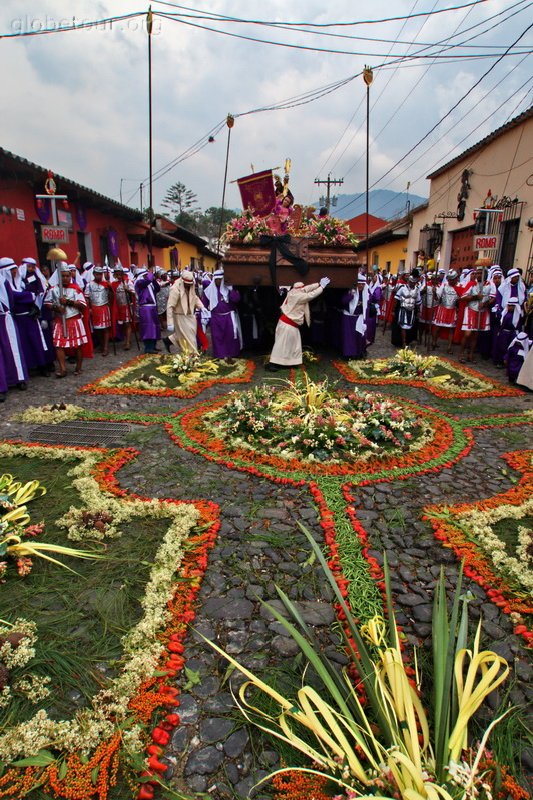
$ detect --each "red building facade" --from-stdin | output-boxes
[0,148,168,267]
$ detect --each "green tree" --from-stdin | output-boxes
[161,182,200,226]
[194,206,238,249]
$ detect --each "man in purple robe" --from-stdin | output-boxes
[10,258,54,374]
[0,257,29,390]
[202,269,242,360]
[492,297,522,367]
[134,267,161,354]
[340,275,369,359]
[492,269,526,366]
[505,332,531,384]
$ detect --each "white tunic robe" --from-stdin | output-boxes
[166,280,203,353]
[269,283,324,366]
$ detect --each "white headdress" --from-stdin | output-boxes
[0,258,17,310]
[204,269,229,310]
[499,270,525,328]
[508,331,531,359]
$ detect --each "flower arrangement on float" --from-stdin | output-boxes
[335,352,524,399]
[222,207,271,243]
[0,441,220,800]
[307,215,359,247]
[222,207,359,247]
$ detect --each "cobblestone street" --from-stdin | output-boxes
[1,336,532,798]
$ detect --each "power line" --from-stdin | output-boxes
[336,0,480,181]
[141,17,531,203]
[336,22,533,214]
[157,11,531,60]
[370,58,533,211]
[151,0,533,63]
[151,0,493,28]
[317,0,427,182]
[372,88,533,218]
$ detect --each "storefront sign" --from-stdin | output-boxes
[41,225,69,243]
[473,233,499,251]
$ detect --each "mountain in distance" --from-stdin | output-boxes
[318,189,427,221]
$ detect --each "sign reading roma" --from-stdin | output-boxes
[473,233,499,251]
[41,224,69,244]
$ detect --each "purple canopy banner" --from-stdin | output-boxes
[35,197,51,224]
[108,228,120,257]
[76,204,88,231]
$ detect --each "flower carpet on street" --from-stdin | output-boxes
[1,348,533,799]
[167,374,468,480]
[12,404,87,425]
[0,441,219,800]
[166,374,470,626]
[79,353,255,398]
[334,349,524,398]
[424,450,533,646]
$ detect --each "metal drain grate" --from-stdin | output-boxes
[28,421,132,447]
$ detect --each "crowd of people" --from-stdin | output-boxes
[0,257,247,402]
[340,263,533,387]
[1,253,532,402]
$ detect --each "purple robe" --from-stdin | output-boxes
[505,340,529,383]
[340,291,368,358]
[492,286,521,364]
[135,274,161,341]
[366,284,382,345]
[478,288,501,358]
[0,308,28,386]
[10,280,52,370]
[492,306,520,366]
[203,288,242,358]
[0,345,7,394]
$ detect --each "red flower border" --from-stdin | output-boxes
[423,450,533,647]
[169,393,465,480]
[333,356,524,399]
[79,354,255,398]
[0,440,220,800]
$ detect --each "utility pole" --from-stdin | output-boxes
[147,5,154,267]
[314,174,344,211]
[363,66,374,276]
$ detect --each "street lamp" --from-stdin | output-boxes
[363,66,373,276]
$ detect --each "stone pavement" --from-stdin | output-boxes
[1,335,532,798]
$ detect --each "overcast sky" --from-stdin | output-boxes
[1,0,531,219]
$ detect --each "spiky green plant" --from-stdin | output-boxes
[202,525,511,799]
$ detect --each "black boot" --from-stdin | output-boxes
[163,336,172,353]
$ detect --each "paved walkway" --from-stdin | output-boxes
[1,336,532,798]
